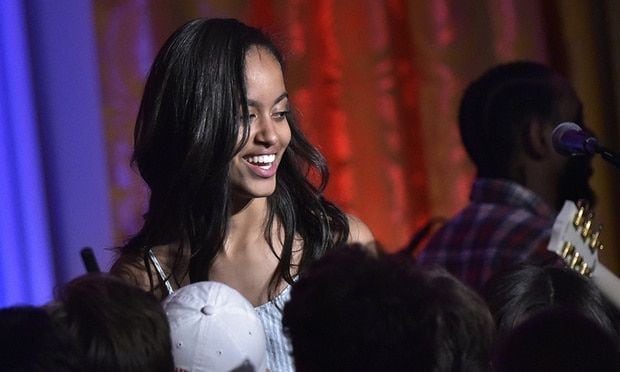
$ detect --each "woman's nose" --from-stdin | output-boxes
[254,116,278,146]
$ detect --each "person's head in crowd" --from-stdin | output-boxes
[47,273,174,372]
[163,281,268,372]
[483,263,619,336]
[282,245,495,371]
[0,305,84,371]
[459,60,594,210]
[492,307,620,372]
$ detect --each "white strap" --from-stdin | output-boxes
[148,249,174,295]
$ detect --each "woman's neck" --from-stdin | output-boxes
[211,196,289,306]
[225,197,270,254]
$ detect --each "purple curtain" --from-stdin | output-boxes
[0,0,114,307]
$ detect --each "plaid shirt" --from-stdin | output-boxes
[416,178,562,292]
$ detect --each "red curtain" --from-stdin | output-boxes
[94,1,620,270]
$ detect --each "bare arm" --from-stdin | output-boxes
[346,214,377,254]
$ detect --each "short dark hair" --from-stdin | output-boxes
[482,263,620,336]
[282,246,494,371]
[0,305,83,371]
[492,308,620,372]
[48,273,174,372]
[459,61,579,178]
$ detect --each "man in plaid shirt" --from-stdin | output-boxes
[416,61,595,293]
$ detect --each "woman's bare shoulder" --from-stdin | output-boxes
[345,214,377,253]
[109,243,188,299]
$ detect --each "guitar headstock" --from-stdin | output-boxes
[548,200,604,277]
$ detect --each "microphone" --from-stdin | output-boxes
[551,122,600,156]
[552,122,620,169]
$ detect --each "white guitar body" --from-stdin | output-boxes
[548,201,620,310]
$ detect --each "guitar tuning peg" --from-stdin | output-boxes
[573,204,586,227]
[570,252,583,269]
[580,212,594,239]
[561,242,575,258]
[580,264,593,277]
[588,225,603,251]
[576,199,590,210]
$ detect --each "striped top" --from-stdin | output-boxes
[255,285,294,371]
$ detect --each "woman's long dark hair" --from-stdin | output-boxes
[112,18,349,298]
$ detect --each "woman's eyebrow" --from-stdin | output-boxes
[247,92,288,108]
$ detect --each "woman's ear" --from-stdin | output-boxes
[523,119,552,160]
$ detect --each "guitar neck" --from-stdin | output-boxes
[548,200,620,310]
[590,263,620,310]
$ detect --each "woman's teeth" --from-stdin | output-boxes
[246,154,276,169]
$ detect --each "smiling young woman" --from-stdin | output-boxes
[109,18,374,371]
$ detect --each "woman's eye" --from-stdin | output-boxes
[241,113,257,123]
[273,111,289,120]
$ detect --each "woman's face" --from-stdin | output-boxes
[229,46,291,200]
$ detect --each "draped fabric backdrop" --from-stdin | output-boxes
[1,0,112,306]
[94,1,620,271]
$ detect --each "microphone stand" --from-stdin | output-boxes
[594,143,620,170]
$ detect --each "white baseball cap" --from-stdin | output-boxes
[163,281,268,372]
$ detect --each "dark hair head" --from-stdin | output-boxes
[283,246,494,371]
[483,264,620,336]
[492,308,620,372]
[459,60,581,178]
[0,305,84,371]
[49,273,174,372]
[132,18,283,247]
[118,18,349,294]
[134,18,284,201]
